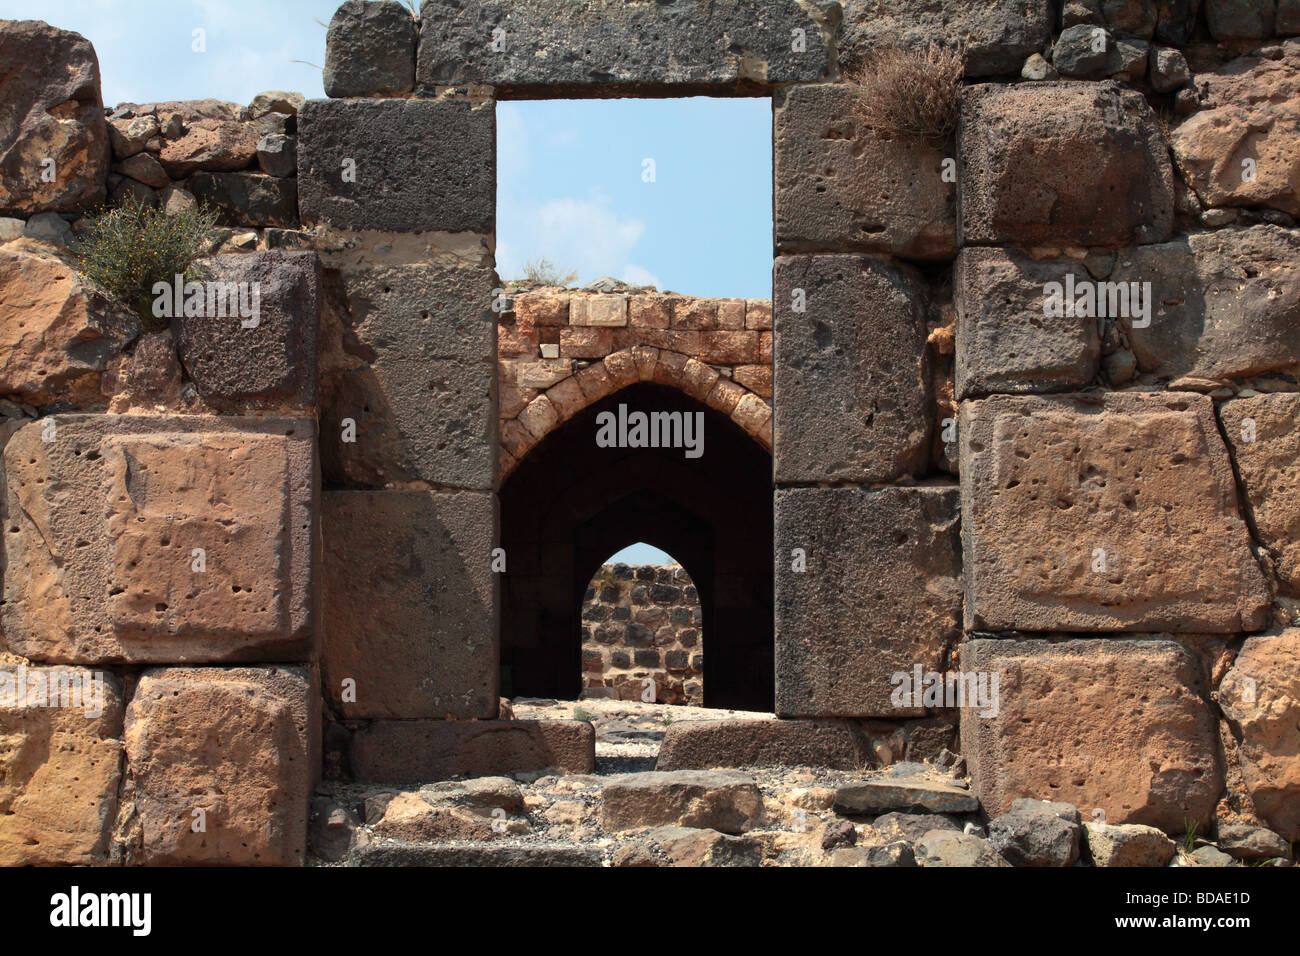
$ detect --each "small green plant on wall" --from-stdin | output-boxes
[76,200,219,333]
[846,42,965,146]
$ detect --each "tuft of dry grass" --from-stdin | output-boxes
[846,42,966,146]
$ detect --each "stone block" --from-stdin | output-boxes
[322,490,497,719]
[416,0,829,92]
[324,0,417,97]
[774,84,955,260]
[773,254,930,483]
[960,393,1270,633]
[350,719,595,782]
[122,665,318,865]
[570,295,627,327]
[176,251,321,408]
[775,486,962,717]
[1220,394,1300,594]
[960,638,1224,833]
[0,665,124,865]
[601,770,763,834]
[187,171,298,228]
[954,246,1101,399]
[3,415,317,663]
[958,81,1174,246]
[298,97,494,234]
[321,261,496,489]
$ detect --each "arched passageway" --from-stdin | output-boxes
[501,382,774,711]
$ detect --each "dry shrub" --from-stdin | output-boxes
[847,42,965,146]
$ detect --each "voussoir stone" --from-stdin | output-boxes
[958,81,1174,246]
[960,638,1224,833]
[121,665,317,865]
[0,20,109,216]
[298,97,494,233]
[960,392,1270,633]
[416,0,829,92]
[350,720,595,783]
[772,254,930,483]
[1083,821,1177,866]
[1218,630,1300,841]
[601,770,764,834]
[775,486,962,717]
[0,665,124,865]
[1220,394,1300,594]
[322,490,497,719]
[774,83,956,260]
[175,250,320,407]
[2,415,317,664]
[838,0,1053,77]
[325,0,416,97]
[954,246,1102,399]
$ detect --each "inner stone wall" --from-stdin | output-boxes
[581,563,704,706]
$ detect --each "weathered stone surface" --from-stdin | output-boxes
[987,800,1082,866]
[828,841,916,867]
[157,121,258,178]
[352,840,604,866]
[117,152,169,188]
[868,811,960,843]
[1216,822,1292,860]
[1205,0,1279,37]
[322,490,497,719]
[174,251,319,407]
[416,0,829,92]
[350,720,595,782]
[1219,630,1300,840]
[373,790,525,841]
[1114,227,1300,382]
[601,770,763,834]
[960,638,1224,833]
[298,97,494,234]
[255,133,296,178]
[775,486,961,717]
[1171,44,1300,217]
[774,84,955,260]
[325,0,416,97]
[107,115,157,160]
[0,243,138,403]
[121,666,317,865]
[1189,844,1238,865]
[914,830,1011,867]
[1083,821,1177,866]
[839,0,1053,76]
[954,247,1101,399]
[657,718,874,770]
[188,171,298,228]
[772,255,930,483]
[248,91,304,117]
[834,779,979,815]
[321,261,496,489]
[961,393,1270,633]
[612,826,764,867]
[3,415,317,664]
[1150,46,1190,92]
[1155,0,1201,43]
[0,20,108,215]
[1220,394,1300,594]
[0,665,123,865]
[958,81,1174,246]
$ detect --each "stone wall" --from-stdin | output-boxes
[581,564,704,705]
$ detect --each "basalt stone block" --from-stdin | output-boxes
[773,254,930,483]
[960,638,1223,834]
[1115,228,1300,383]
[175,251,320,408]
[3,415,317,664]
[0,20,109,215]
[353,841,604,866]
[1219,629,1300,840]
[298,97,494,234]
[324,0,417,97]
[958,81,1174,246]
[416,0,829,93]
[1205,0,1276,37]
[122,666,317,865]
[1219,394,1300,594]
[775,486,962,717]
[0,666,124,866]
[954,247,1102,399]
[601,770,763,834]
[350,720,595,782]
[839,0,1053,77]
[774,84,956,260]
[320,261,496,489]
[187,171,298,228]
[960,393,1270,633]
[322,490,497,719]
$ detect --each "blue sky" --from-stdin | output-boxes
[10,1,771,563]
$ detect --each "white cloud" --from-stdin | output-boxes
[496,190,646,285]
[621,264,662,290]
